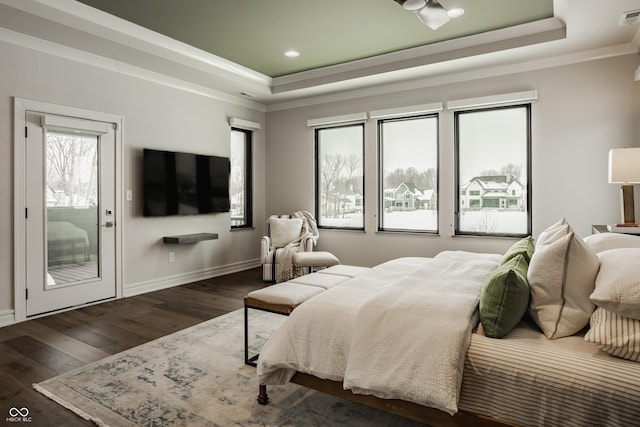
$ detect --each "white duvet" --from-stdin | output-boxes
[257,251,501,414]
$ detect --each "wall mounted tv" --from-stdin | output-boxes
[143,148,230,217]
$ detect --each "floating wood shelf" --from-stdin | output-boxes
[163,233,219,244]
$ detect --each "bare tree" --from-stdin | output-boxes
[338,154,362,217]
[384,167,436,191]
[479,169,500,177]
[500,163,523,181]
[46,132,96,206]
[320,153,344,217]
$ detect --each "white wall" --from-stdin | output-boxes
[265,54,640,267]
[0,40,266,317]
[1,36,639,319]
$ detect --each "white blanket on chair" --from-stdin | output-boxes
[270,210,319,283]
[343,251,501,414]
[273,245,298,283]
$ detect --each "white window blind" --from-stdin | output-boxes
[229,117,261,130]
[369,102,443,119]
[447,90,538,111]
[41,115,111,135]
[307,112,367,128]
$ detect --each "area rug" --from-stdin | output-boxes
[34,309,423,426]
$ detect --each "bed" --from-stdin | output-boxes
[256,219,640,427]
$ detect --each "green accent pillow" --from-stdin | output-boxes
[501,236,534,264]
[479,253,530,338]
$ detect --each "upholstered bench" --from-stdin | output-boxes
[292,251,340,277]
[244,266,369,366]
[244,283,323,366]
[311,264,371,278]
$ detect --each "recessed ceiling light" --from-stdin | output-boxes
[284,50,300,58]
[447,7,465,18]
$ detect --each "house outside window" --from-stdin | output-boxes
[230,128,252,228]
[455,104,531,236]
[315,124,364,229]
[378,115,438,232]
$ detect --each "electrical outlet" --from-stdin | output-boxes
[168,252,175,263]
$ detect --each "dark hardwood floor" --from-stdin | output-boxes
[0,267,264,426]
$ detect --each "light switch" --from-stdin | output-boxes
[126,190,133,201]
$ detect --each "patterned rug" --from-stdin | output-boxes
[34,309,423,426]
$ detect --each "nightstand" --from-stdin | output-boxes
[591,225,608,234]
[592,224,640,235]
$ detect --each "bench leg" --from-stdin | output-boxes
[244,305,256,366]
[245,303,293,367]
[257,384,269,405]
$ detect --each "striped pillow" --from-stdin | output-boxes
[585,307,640,362]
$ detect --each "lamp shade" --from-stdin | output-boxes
[609,147,640,184]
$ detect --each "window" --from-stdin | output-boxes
[315,124,364,229]
[230,128,252,228]
[378,115,438,232]
[455,104,531,236]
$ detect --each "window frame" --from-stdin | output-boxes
[230,127,253,229]
[314,123,365,231]
[377,114,440,234]
[454,104,532,238]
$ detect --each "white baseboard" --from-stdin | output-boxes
[0,309,15,327]
[0,261,260,328]
[124,259,261,298]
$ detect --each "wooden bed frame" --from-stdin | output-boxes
[258,373,516,427]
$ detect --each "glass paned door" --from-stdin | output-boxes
[46,131,99,286]
[25,111,116,316]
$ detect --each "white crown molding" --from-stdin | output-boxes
[3,15,634,114]
[1,0,634,110]
[2,0,271,86]
[271,17,566,94]
[0,0,568,102]
[0,27,267,111]
[266,43,637,112]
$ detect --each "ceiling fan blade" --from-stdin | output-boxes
[416,0,450,30]
[396,0,427,10]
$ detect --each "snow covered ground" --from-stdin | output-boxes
[321,210,527,234]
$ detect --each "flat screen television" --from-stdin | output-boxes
[143,148,230,217]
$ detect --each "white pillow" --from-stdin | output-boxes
[583,232,640,253]
[528,223,600,339]
[585,307,640,362]
[535,217,567,248]
[268,218,303,248]
[590,248,640,320]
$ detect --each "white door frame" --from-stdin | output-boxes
[13,97,124,322]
